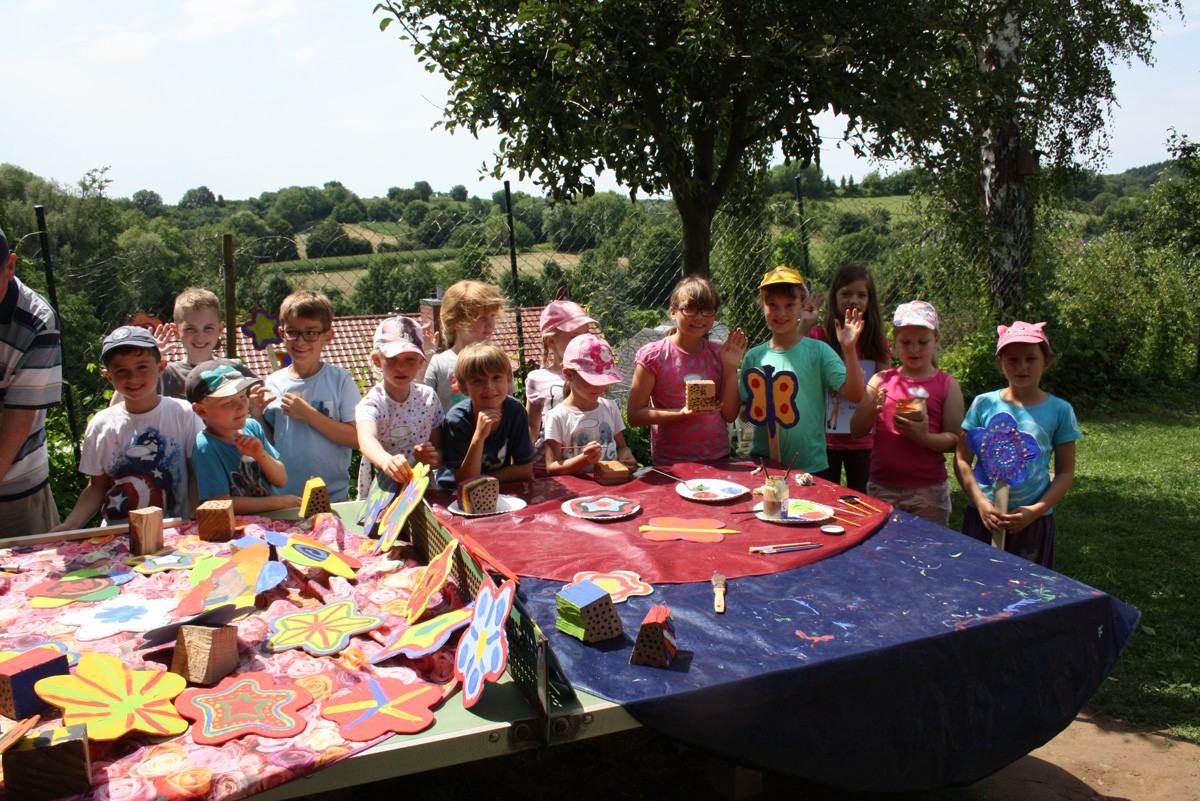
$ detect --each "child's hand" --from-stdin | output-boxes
[800,291,823,332]
[474,409,501,440]
[413,442,440,468]
[720,328,748,369]
[617,447,638,468]
[248,385,275,417]
[280,392,313,421]
[893,408,929,441]
[234,432,266,460]
[999,505,1041,533]
[977,499,1006,535]
[382,454,413,483]
[582,440,602,465]
[422,320,440,355]
[835,307,864,348]
[149,322,178,348]
[873,386,887,418]
[275,494,303,510]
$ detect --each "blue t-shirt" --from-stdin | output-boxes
[961,390,1081,512]
[194,418,280,502]
[263,363,361,501]
[438,396,534,489]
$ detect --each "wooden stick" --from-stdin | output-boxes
[846,497,883,515]
[832,502,869,517]
[992,481,1010,550]
[0,714,41,754]
[830,514,862,528]
[639,526,740,535]
[2,518,185,548]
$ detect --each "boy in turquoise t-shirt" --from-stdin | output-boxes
[739,266,865,472]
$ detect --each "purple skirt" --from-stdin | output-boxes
[962,505,1056,568]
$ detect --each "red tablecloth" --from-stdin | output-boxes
[428,461,890,583]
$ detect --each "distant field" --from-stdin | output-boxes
[825,193,915,221]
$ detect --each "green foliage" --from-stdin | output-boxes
[351,255,438,315]
[304,219,373,259]
[178,185,216,210]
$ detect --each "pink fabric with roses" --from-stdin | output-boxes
[0,513,465,801]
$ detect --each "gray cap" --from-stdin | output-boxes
[101,325,160,362]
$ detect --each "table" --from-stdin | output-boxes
[432,464,1139,794]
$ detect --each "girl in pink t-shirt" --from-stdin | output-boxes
[627,276,747,465]
[850,301,964,526]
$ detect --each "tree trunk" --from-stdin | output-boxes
[675,195,714,277]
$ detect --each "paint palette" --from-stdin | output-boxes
[675,479,750,502]
[752,499,834,525]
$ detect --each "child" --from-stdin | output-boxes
[187,360,300,513]
[439,342,534,487]
[56,326,202,530]
[627,275,747,465]
[526,300,596,471]
[807,261,891,492]
[954,321,1080,568]
[251,290,361,502]
[425,280,506,412]
[740,266,864,471]
[543,334,637,475]
[161,288,258,399]
[850,301,963,526]
[356,316,444,497]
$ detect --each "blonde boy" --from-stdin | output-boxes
[424,280,505,411]
[159,288,258,399]
[56,326,201,530]
[188,361,301,513]
[439,343,533,487]
[251,291,361,501]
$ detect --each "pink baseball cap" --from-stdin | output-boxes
[996,321,1049,354]
[563,333,622,386]
[892,300,939,331]
[373,316,425,358]
[540,300,596,334]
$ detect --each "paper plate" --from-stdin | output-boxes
[561,495,641,521]
[752,499,834,525]
[675,479,750,503]
[447,495,527,517]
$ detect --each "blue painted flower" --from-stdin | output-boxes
[966,412,1042,488]
[454,579,516,708]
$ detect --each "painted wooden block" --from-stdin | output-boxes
[457,475,499,514]
[594,460,631,485]
[685,379,718,411]
[0,648,70,719]
[1,723,92,801]
[556,580,623,643]
[170,625,240,685]
[128,506,163,556]
[300,477,331,517]
[196,499,235,542]
[630,604,677,668]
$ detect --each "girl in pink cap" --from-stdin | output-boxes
[525,300,595,472]
[954,321,1080,568]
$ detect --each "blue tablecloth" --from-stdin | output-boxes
[516,511,1139,793]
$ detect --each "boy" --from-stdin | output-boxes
[188,360,301,513]
[250,290,360,501]
[439,342,534,488]
[739,266,864,473]
[56,326,201,530]
[161,287,257,399]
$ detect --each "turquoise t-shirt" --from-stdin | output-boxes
[739,338,846,472]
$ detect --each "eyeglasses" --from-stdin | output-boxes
[676,306,717,318]
[280,328,328,342]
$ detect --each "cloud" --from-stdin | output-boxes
[176,0,296,40]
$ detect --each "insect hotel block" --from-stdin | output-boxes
[457,475,500,515]
[556,581,623,643]
[0,649,69,720]
[196,499,235,542]
[594,460,631,486]
[630,605,677,668]
[170,625,241,685]
[300,477,332,517]
[1,723,92,801]
[685,379,718,412]
[128,506,163,556]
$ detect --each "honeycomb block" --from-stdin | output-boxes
[300,477,331,517]
[0,648,69,720]
[457,476,499,515]
[630,605,677,668]
[1,723,92,801]
[594,461,631,485]
[556,581,623,643]
[685,379,718,411]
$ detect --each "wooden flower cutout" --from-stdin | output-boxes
[175,671,313,745]
[454,578,516,708]
[321,677,442,741]
[264,599,384,656]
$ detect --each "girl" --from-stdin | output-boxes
[850,301,963,526]
[525,300,596,472]
[356,316,443,498]
[954,321,1080,568]
[808,261,891,492]
[424,280,506,412]
[543,334,637,475]
[627,275,747,465]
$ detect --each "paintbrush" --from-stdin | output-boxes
[753,543,824,554]
[711,572,726,613]
[782,453,799,483]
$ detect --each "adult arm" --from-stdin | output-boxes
[0,407,37,482]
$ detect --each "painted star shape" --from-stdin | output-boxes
[175,672,313,745]
[265,599,384,656]
[241,309,282,350]
[577,496,634,514]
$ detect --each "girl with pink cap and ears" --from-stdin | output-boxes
[953,321,1081,568]
[525,300,596,471]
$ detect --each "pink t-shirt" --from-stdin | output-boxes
[807,325,891,451]
[634,337,729,465]
[869,368,953,487]
[525,367,566,473]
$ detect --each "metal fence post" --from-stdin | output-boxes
[793,176,810,275]
[503,181,527,381]
[34,205,81,467]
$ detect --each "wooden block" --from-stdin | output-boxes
[685,379,718,412]
[2,723,92,801]
[196,499,235,542]
[556,581,623,643]
[128,506,163,556]
[630,605,676,668]
[894,397,926,423]
[0,649,70,720]
[300,477,331,517]
[170,625,241,685]
[594,460,631,486]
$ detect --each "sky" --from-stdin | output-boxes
[3,0,1199,204]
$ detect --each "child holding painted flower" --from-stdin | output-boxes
[953,321,1080,568]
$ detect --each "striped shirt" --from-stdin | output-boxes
[0,277,62,500]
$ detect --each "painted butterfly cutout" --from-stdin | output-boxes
[742,365,799,438]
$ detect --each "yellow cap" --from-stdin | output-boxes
[758,265,806,288]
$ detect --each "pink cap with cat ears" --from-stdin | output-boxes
[996,321,1049,354]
